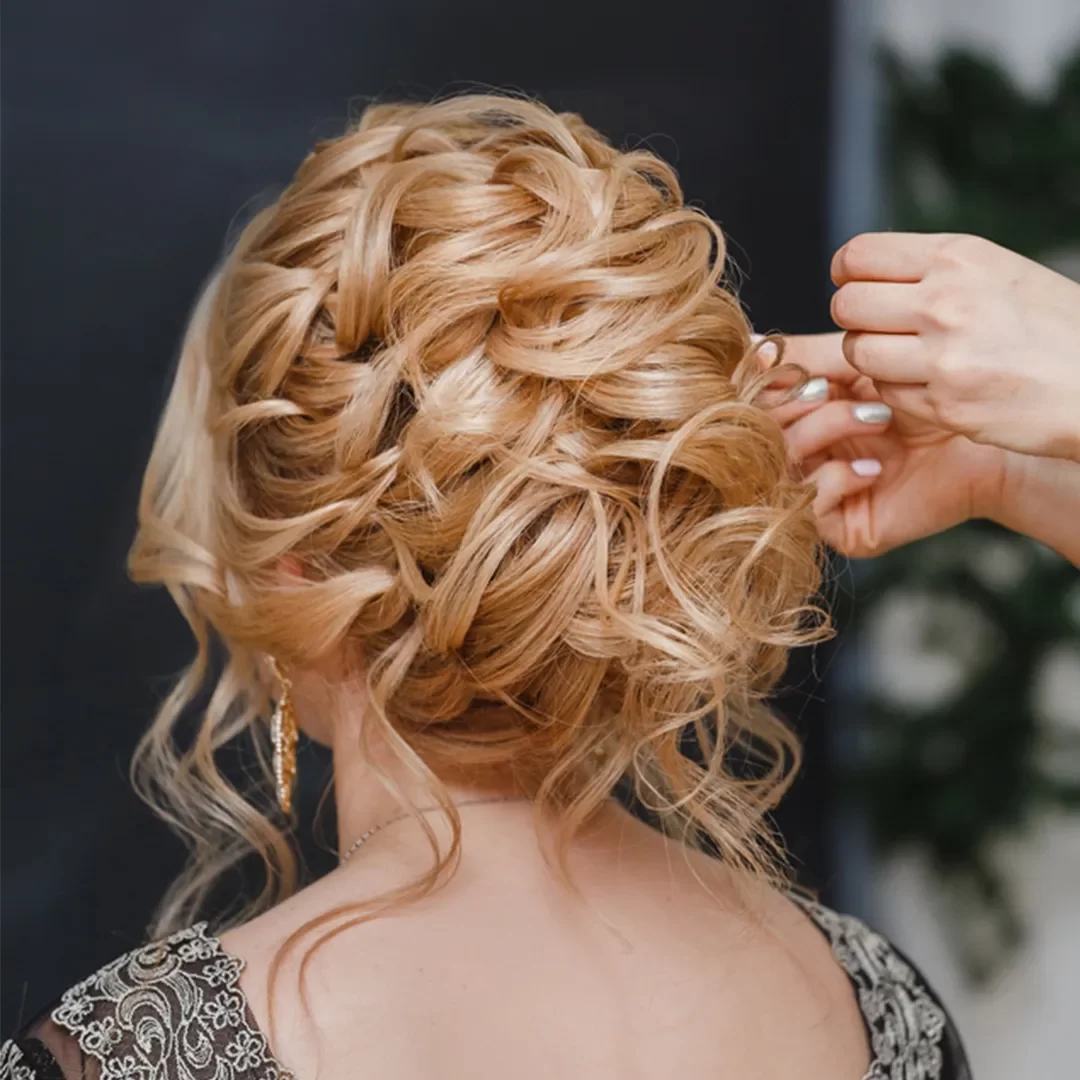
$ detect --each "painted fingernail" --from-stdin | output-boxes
[758,340,779,363]
[796,377,829,402]
[853,402,892,424]
[851,459,883,477]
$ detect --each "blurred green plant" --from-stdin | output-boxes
[886,47,1080,258]
[847,46,1080,984]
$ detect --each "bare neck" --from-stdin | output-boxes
[329,711,533,863]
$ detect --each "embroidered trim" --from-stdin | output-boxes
[0,1040,36,1080]
[794,898,947,1080]
[49,923,291,1080]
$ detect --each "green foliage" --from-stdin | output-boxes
[885,47,1080,256]
[844,525,1080,981]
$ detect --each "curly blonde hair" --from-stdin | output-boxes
[128,93,825,938]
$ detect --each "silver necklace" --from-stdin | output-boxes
[338,795,525,866]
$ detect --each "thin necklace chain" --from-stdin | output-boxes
[338,795,525,867]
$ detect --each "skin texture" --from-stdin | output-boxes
[774,332,1080,565]
[222,772,872,1080]
[765,332,1013,558]
[768,229,1080,566]
[829,232,1080,464]
[215,640,873,1080]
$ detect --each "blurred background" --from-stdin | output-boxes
[830,4,1080,1077]
[2,1,1078,1076]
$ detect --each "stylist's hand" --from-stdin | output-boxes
[775,333,1080,565]
[830,232,1080,463]
[768,334,1008,558]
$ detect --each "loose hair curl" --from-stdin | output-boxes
[128,93,826,939]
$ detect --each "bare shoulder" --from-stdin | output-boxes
[218,830,874,1080]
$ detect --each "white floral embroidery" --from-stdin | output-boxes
[49,923,291,1079]
[204,991,246,1031]
[177,938,218,964]
[0,1040,35,1080]
[80,1017,123,1055]
[201,957,240,988]
[225,1030,266,1072]
[794,898,947,1080]
[100,1053,154,1080]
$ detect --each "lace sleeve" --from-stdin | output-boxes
[4,925,292,1080]
[1,1015,98,1080]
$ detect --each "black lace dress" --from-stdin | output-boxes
[0,898,971,1080]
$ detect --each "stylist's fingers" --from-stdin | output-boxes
[842,331,928,382]
[753,337,839,425]
[779,332,861,386]
[766,377,835,428]
[806,458,881,518]
[831,232,941,285]
[831,282,922,333]
[783,398,893,466]
[873,381,939,424]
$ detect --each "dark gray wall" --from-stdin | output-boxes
[2,0,836,1030]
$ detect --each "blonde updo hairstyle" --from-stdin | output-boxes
[129,94,825,942]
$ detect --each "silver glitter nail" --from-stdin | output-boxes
[853,402,893,424]
[796,377,829,403]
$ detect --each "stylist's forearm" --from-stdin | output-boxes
[993,454,1080,566]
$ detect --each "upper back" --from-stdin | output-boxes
[236,827,868,1080]
[21,821,871,1080]
[0,812,963,1080]
[2,809,964,1080]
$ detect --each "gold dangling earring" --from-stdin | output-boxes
[268,657,298,814]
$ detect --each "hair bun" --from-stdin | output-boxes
[129,93,826,932]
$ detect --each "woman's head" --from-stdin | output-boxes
[129,93,825,934]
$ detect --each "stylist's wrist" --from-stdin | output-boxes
[1067,423,1080,467]
[991,451,1080,565]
